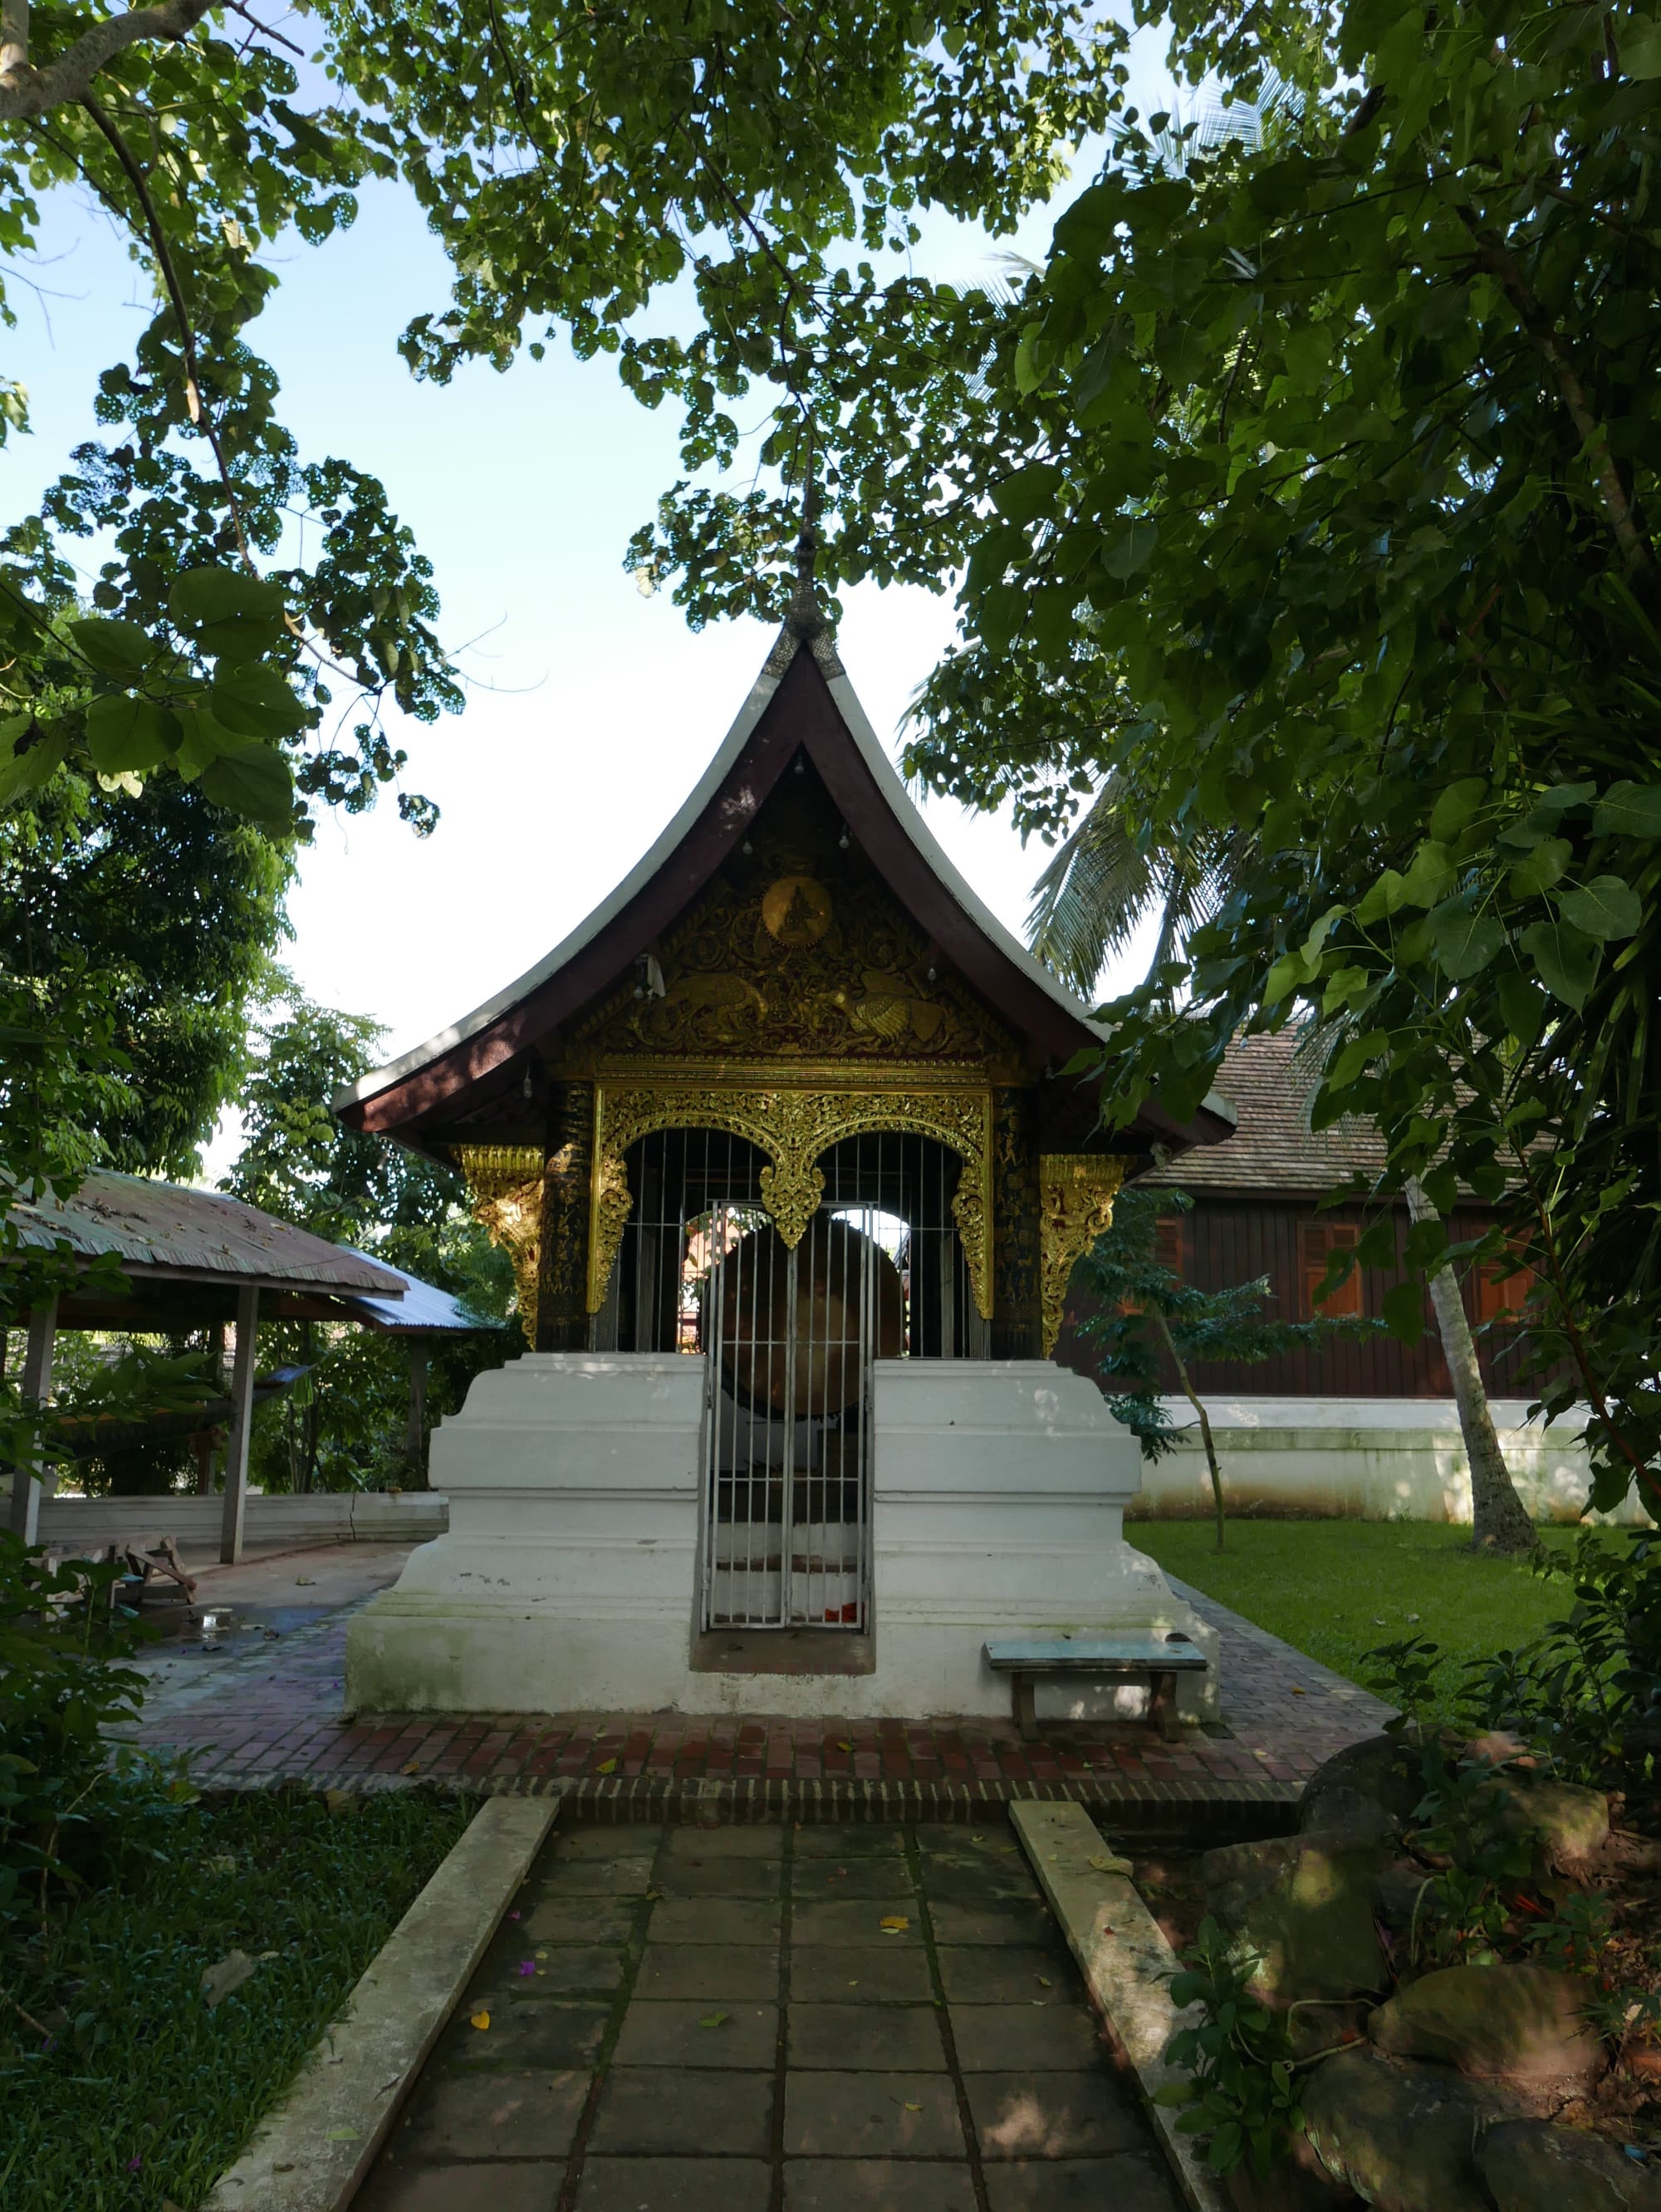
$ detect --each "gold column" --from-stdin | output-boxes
[1038,1153,1129,1358]
[454,1144,543,1346]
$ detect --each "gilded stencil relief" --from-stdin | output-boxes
[1038,1152,1130,1358]
[589,1079,993,1322]
[568,793,1017,1068]
[454,1144,544,1346]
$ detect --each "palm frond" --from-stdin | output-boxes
[1026,774,1160,996]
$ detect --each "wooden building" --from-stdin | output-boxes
[1056,1031,1535,1400]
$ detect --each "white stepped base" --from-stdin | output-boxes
[343,1354,1220,1723]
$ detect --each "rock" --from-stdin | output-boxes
[1374,1857,1437,1931]
[1476,2118,1661,2210]
[1226,2131,1360,2210]
[1482,1771,1611,1868]
[1301,1734,1438,1833]
[1369,1964,1603,2088]
[1203,1834,1389,2003]
[1301,1786,1404,1848]
[1301,2048,1499,2212]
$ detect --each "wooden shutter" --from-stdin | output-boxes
[1301,1221,1361,1318]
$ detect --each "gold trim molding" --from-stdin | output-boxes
[454,1144,542,1346]
[1039,1153,1129,1357]
[589,1081,994,1321]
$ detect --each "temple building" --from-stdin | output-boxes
[336,585,1233,1721]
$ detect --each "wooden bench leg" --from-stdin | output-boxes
[1149,1669,1180,1742]
[1012,1674,1039,1743]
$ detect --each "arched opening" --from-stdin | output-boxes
[595,1125,980,1632]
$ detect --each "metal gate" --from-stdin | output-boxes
[701,1204,896,1632]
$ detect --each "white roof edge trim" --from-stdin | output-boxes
[335,650,791,1110]
[336,630,1228,1134]
[819,663,1110,1041]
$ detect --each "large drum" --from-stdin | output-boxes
[720,1218,904,1418]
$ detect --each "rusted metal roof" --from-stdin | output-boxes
[336,1248,506,1335]
[8,1172,407,1298]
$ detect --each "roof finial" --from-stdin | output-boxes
[784,418,826,643]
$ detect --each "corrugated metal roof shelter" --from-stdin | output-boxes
[336,1248,506,1337]
[8,1172,407,1300]
[7,1174,499,1565]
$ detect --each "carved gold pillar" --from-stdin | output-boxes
[454,1144,543,1347]
[1038,1153,1129,1357]
[534,1082,593,1352]
[990,1086,1042,1358]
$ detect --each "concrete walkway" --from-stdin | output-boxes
[358,1819,1180,2212]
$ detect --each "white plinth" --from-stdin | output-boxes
[343,1353,1218,1722]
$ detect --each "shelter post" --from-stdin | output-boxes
[7,1299,58,1543]
[220,1285,260,1564]
[405,1344,429,1487]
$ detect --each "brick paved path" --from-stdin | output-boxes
[357,1820,1180,2212]
[126,1575,1389,1823]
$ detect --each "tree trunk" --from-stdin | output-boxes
[1405,1175,1536,1553]
[1154,1307,1227,1551]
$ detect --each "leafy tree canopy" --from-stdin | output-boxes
[893,1,1661,1516]
[0,768,288,1178]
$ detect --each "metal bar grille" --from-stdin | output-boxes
[600,1127,977,1632]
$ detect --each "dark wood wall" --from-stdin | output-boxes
[1054,1194,1536,1400]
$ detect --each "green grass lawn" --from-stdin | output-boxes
[1130,1518,1589,1709]
[0,1789,473,2212]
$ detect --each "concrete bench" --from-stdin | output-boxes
[983,1634,1209,1743]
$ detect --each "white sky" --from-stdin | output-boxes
[7,49,1174,1179]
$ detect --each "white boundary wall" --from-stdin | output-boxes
[17,1490,449,1552]
[1124,1395,1643,1527]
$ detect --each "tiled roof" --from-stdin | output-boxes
[1149,1032,1386,1195]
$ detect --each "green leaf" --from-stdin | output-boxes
[1428,777,1486,841]
[1324,1031,1385,1090]
[1398,840,1457,910]
[1429,903,1503,979]
[1382,1279,1425,1346]
[1496,969,1548,1044]
[1557,875,1640,943]
[169,566,287,630]
[1353,869,1406,925]
[209,663,307,741]
[1507,836,1570,897]
[1262,950,1311,1007]
[992,463,1062,527]
[1520,920,1597,1010]
[66,617,154,681]
[0,723,71,808]
[1624,24,1661,76]
[198,742,295,827]
[84,692,181,774]
[173,704,246,781]
[1593,782,1661,838]
[1101,519,1158,578]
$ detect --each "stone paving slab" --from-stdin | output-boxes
[360,1818,1184,2211]
[123,1579,1391,1826]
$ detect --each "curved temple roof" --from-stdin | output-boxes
[336,621,1236,1160]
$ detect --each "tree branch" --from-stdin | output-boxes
[1,0,216,125]
[80,91,252,568]
[1457,205,1657,596]
[1,0,28,82]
